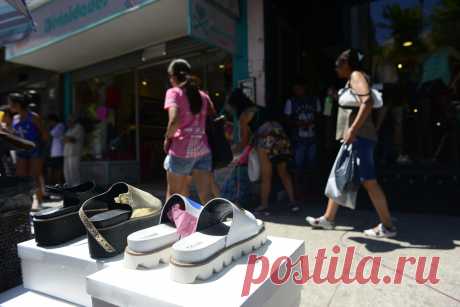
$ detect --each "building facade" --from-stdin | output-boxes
[5,0,266,185]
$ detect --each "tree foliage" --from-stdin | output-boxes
[431,0,460,49]
[379,4,424,44]
[377,4,426,63]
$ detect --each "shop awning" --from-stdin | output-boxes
[0,0,35,45]
[5,0,237,72]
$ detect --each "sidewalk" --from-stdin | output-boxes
[263,204,460,307]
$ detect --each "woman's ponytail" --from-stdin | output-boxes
[168,59,203,115]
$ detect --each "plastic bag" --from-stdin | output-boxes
[334,144,359,192]
[325,144,359,210]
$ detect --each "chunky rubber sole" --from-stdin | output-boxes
[124,244,173,269]
[87,213,160,259]
[170,228,267,283]
[33,212,86,246]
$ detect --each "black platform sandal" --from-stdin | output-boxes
[79,182,162,259]
[32,181,96,247]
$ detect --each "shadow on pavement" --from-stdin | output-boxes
[347,224,460,253]
[260,203,375,228]
[259,202,460,253]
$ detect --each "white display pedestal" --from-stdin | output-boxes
[0,286,76,307]
[87,236,304,307]
[18,238,123,307]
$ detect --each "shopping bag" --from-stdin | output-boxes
[325,145,359,210]
[334,144,359,192]
[235,145,260,183]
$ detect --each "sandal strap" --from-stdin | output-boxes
[79,182,162,254]
[227,203,260,247]
[198,198,262,248]
[79,206,116,253]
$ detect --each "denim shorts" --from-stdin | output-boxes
[164,153,212,176]
[354,137,377,181]
[16,145,46,160]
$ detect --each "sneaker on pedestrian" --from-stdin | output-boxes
[289,203,301,213]
[253,207,270,217]
[305,216,335,230]
[364,223,397,238]
[396,154,411,165]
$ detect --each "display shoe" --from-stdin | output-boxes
[79,182,162,259]
[32,181,96,246]
[170,198,267,283]
[124,194,203,269]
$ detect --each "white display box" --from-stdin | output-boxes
[87,236,304,307]
[18,238,123,307]
[0,286,76,307]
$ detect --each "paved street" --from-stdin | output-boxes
[264,205,460,307]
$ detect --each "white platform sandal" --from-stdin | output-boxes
[124,194,203,269]
[170,198,267,283]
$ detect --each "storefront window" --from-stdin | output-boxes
[371,0,437,45]
[368,0,460,166]
[72,50,231,178]
[74,71,137,162]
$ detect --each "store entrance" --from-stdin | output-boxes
[137,62,169,182]
[137,50,232,182]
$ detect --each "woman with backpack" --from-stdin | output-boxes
[306,49,397,238]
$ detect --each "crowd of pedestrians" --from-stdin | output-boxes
[162,50,397,238]
[1,49,397,238]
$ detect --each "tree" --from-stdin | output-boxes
[377,4,426,69]
[432,0,460,50]
[379,4,425,45]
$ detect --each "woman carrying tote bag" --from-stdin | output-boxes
[306,49,397,238]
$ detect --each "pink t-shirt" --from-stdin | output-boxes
[164,87,211,158]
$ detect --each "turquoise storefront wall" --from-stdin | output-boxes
[232,0,249,87]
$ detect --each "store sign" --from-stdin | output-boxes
[189,0,237,54]
[44,0,111,33]
[6,0,152,59]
